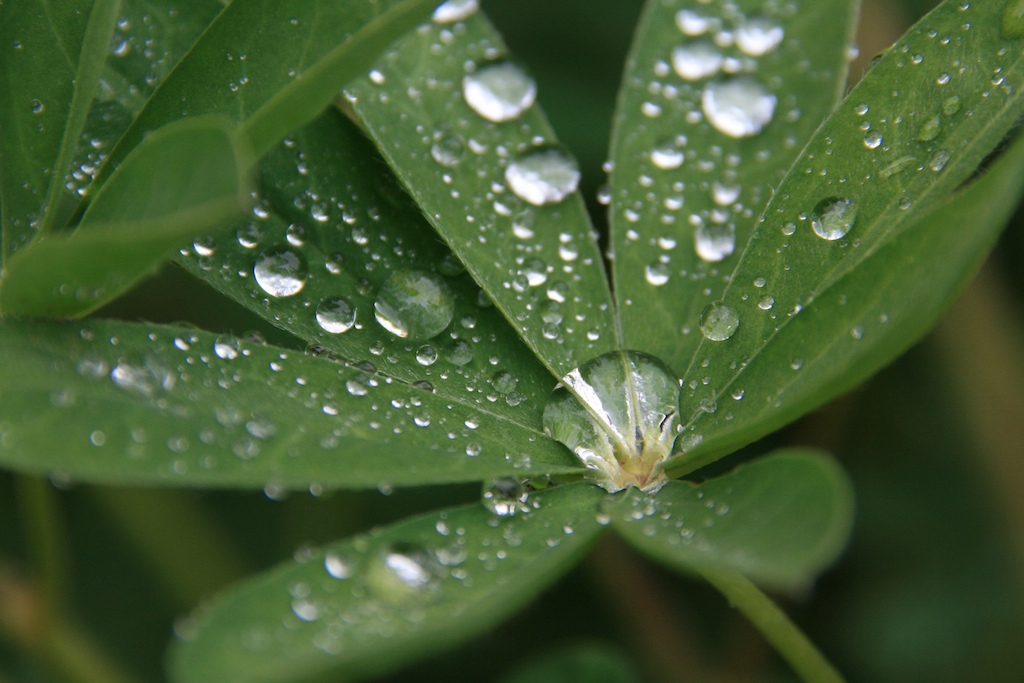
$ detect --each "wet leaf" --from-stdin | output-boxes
[0,319,582,490]
[609,0,858,377]
[0,117,252,318]
[614,449,854,593]
[178,108,561,429]
[167,483,606,683]
[0,0,122,260]
[346,10,620,380]
[671,0,1024,465]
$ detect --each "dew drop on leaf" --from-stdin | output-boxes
[694,223,736,262]
[645,262,671,286]
[481,477,529,516]
[373,270,455,340]
[254,246,308,297]
[432,0,479,23]
[701,76,776,138]
[671,41,723,81]
[699,301,740,341]
[315,296,356,334]
[505,147,580,206]
[650,138,685,170]
[675,9,714,36]
[462,60,536,123]
[810,196,858,241]
[735,16,784,57]
[542,351,680,493]
[430,131,465,167]
[367,543,442,603]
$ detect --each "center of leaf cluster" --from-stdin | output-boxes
[542,351,681,493]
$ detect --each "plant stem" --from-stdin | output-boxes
[15,476,67,621]
[697,567,845,683]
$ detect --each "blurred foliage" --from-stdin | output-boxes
[2,0,1023,681]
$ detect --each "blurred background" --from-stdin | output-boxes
[2,0,1023,681]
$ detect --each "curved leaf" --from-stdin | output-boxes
[609,0,859,377]
[0,117,252,318]
[178,108,561,430]
[0,319,582,490]
[346,9,620,379]
[614,449,854,593]
[674,0,1024,463]
[167,483,607,683]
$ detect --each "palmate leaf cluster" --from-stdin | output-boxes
[2,0,1024,681]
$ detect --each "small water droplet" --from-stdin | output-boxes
[942,95,962,116]
[928,148,951,172]
[254,246,308,298]
[671,41,723,81]
[918,115,942,141]
[367,543,442,603]
[645,262,671,286]
[431,131,465,167]
[810,196,857,241]
[676,9,714,36]
[416,345,438,366]
[30,99,44,114]
[285,223,307,246]
[374,270,455,340]
[505,147,580,206]
[462,60,536,123]
[511,210,535,239]
[481,478,529,516]
[694,223,736,262]
[324,553,352,579]
[702,76,776,138]
[863,130,883,149]
[735,16,784,57]
[699,301,740,341]
[432,0,479,23]
[650,139,685,170]
[315,297,356,334]
[711,180,741,206]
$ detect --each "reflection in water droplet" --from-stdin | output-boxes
[699,301,740,341]
[315,297,356,334]
[694,223,736,262]
[671,41,723,81]
[543,351,680,493]
[863,130,883,149]
[432,0,479,23]
[702,76,776,138]
[462,61,536,123]
[374,270,455,340]
[810,196,857,241]
[416,345,438,366]
[254,246,308,298]
[645,262,670,286]
[735,16,784,56]
[505,147,580,206]
[650,139,685,170]
[481,478,529,516]
[367,543,442,603]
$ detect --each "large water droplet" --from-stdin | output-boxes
[254,246,308,298]
[505,147,580,206]
[671,41,723,81]
[702,77,776,138]
[367,543,442,603]
[374,270,455,340]
[432,0,479,23]
[481,478,529,516]
[462,60,536,123]
[543,351,680,493]
[735,16,784,56]
[694,223,736,262]
[699,301,740,341]
[315,296,356,334]
[810,196,857,241]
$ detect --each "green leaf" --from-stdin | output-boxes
[0,0,121,262]
[94,0,439,188]
[177,108,562,430]
[0,117,251,318]
[672,0,1024,468]
[167,483,607,683]
[346,10,620,380]
[608,0,859,377]
[0,319,582,489]
[614,449,854,593]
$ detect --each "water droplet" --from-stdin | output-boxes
[511,210,535,239]
[929,149,951,172]
[735,16,784,56]
[505,147,580,206]
[543,351,680,493]
[863,130,883,149]
[671,41,723,81]
[367,543,442,603]
[462,60,536,123]
[254,246,308,298]
[694,223,736,262]
[810,196,857,241]
[374,270,455,340]
[702,76,776,138]
[416,345,438,366]
[650,139,685,170]
[481,478,529,516]
[432,0,479,23]
[676,9,714,36]
[645,262,670,286]
[711,180,741,206]
[431,131,465,167]
[699,301,740,341]
[285,223,307,246]
[324,552,352,579]
[315,297,356,334]
[942,95,962,116]
[30,99,44,114]
[918,115,941,141]
[1002,0,1024,39]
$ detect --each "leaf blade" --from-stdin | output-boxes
[167,483,607,683]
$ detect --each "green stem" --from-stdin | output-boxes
[697,568,845,683]
[15,476,67,619]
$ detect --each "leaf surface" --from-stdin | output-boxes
[608,0,859,376]
[614,449,853,593]
[0,319,582,490]
[347,10,620,380]
[167,483,607,683]
[0,117,251,318]
[672,1,1024,464]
